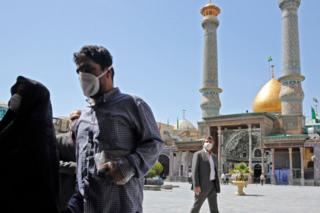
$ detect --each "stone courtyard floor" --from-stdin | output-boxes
[143,182,320,213]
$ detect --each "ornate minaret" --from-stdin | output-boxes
[278,0,305,134]
[200,1,222,119]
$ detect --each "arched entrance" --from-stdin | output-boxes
[222,128,261,174]
[254,164,262,183]
[158,154,170,178]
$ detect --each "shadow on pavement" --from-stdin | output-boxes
[243,194,264,197]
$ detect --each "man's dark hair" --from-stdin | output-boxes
[73,45,114,80]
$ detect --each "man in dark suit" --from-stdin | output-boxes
[190,136,220,213]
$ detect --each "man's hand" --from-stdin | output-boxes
[101,161,124,182]
[194,186,201,195]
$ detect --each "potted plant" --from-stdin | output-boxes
[230,162,250,195]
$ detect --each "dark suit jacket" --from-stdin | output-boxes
[192,149,220,193]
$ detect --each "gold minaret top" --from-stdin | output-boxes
[252,66,281,113]
[201,0,221,17]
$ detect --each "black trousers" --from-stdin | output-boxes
[190,182,219,213]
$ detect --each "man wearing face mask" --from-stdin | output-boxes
[190,136,220,213]
[71,45,163,213]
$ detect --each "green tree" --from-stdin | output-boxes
[146,161,164,178]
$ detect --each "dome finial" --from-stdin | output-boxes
[267,56,275,79]
[271,65,275,79]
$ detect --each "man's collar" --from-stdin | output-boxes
[94,87,120,105]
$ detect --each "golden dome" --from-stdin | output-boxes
[252,78,281,113]
[201,2,220,17]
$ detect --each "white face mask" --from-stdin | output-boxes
[203,142,213,151]
[9,93,22,112]
[79,65,112,97]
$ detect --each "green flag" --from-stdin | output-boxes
[267,56,273,62]
[312,107,317,120]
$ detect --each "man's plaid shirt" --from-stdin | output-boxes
[74,88,163,213]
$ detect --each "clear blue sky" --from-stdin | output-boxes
[0,0,319,126]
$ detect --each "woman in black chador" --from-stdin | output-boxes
[0,76,60,213]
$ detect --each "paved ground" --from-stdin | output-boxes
[143,182,320,213]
